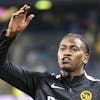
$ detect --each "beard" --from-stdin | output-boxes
[61,65,75,72]
[62,68,74,72]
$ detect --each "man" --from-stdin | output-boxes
[0,4,100,100]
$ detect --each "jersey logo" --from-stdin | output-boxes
[51,83,64,90]
[80,90,92,100]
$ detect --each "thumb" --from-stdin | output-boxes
[26,14,34,25]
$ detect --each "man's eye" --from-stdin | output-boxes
[72,47,78,51]
[59,47,65,50]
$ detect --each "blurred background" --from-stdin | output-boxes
[0,0,100,100]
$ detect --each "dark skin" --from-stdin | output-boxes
[5,4,89,81]
[58,36,89,80]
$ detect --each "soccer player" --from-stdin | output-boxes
[0,4,100,100]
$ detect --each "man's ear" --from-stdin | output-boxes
[83,53,89,64]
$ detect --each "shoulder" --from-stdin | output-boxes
[30,71,60,80]
[84,70,100,82]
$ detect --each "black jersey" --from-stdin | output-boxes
[0,32,100,100]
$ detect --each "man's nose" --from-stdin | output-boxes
[63,49,72,56]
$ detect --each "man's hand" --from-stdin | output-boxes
[5,4,34,37]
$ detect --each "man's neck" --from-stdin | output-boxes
[61,69,84,81]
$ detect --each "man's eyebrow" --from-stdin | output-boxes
[70,45,80,47]
[60,44,80,47]
[59,44,66,47]
[60,44,66,46]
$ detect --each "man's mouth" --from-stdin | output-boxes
[62,57,71,64]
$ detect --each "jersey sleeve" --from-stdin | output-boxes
[0,31,47,98]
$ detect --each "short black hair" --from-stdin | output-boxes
[62,33,90,54]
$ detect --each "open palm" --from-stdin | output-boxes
[6,4,34,37]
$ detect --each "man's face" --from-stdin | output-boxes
[58,36,89,72]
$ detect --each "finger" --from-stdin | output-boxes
[12,9,27,19]
[23,6,30,14]
[17,4,30,19]
[25,14,34,25]
[20,4,30,13]
[12,13,19,18]
[22,6,31,20]
[16,10,24,15]
[12,13,21,19]
[19,5,30,20]
[19,4,28,10]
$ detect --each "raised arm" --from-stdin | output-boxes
[0,4,37,98]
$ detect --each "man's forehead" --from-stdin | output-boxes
[60,36,83,46]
